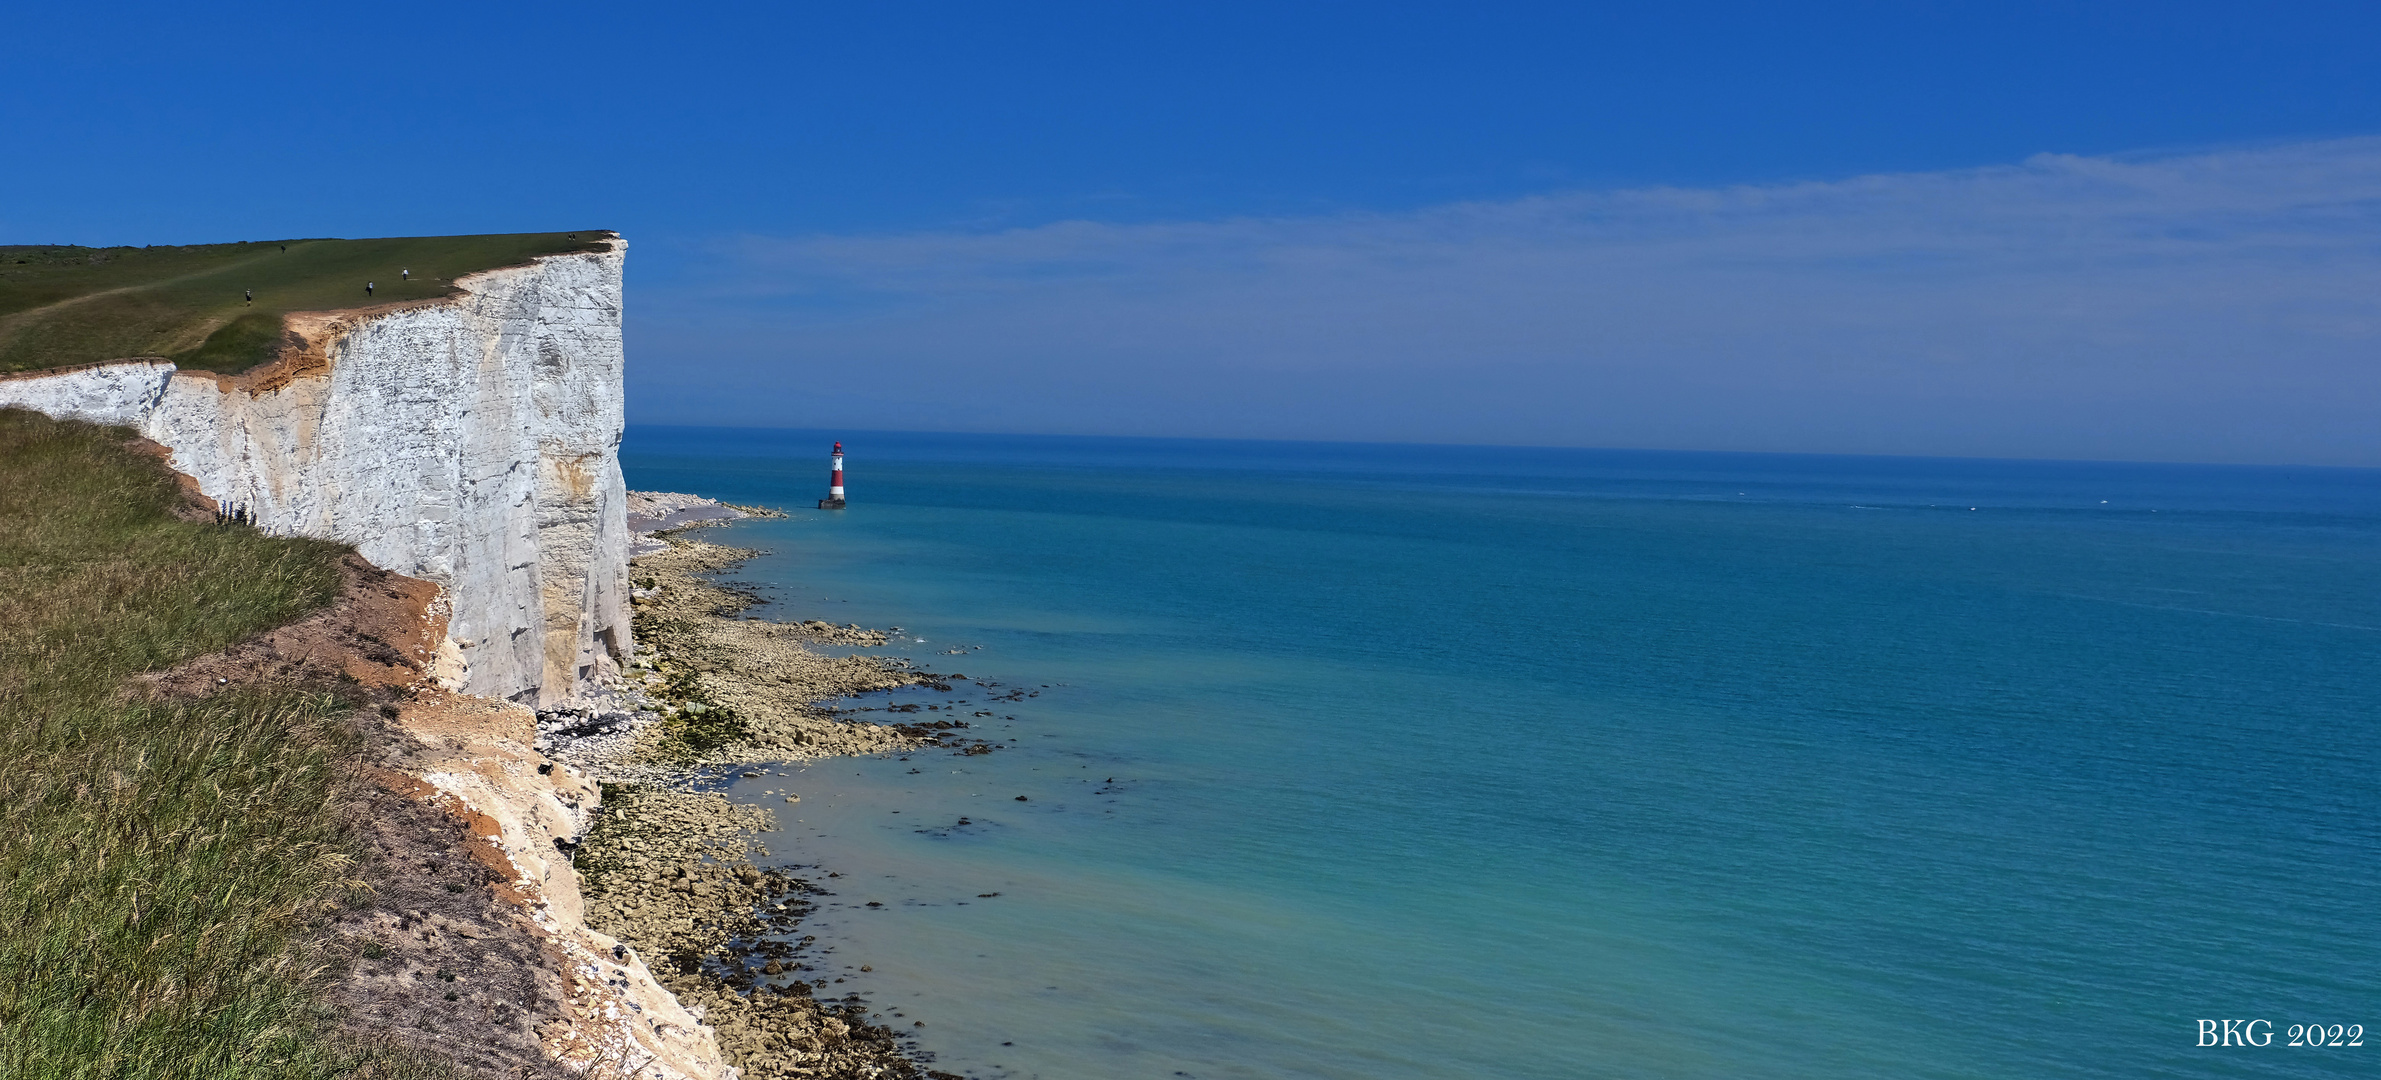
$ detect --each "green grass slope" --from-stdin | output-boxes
[0,231,612,376]
[0,408,455,1078]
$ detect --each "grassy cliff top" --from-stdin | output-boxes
[0,231,613,376]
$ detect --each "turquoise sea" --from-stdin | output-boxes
[622,427,2380,1080]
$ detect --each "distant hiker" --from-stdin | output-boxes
[402,268,410,281]
[244,289,252,305]
[366,281,374,296]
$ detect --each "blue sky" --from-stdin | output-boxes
[8,2,2380,463]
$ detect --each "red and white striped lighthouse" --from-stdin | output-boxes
[818,441,847,509]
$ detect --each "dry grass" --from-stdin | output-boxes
[0,407,462,1078]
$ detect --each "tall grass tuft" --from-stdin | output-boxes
[0,407,461,1078]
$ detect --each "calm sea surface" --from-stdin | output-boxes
[622,427,2380,1080]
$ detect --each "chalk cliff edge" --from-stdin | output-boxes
[0,236,753,1079]
[0,237,633,708]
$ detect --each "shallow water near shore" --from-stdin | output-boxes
[626,428,2381,1080]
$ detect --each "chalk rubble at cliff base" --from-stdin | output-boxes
[573,788,958,1080]
[620,531,919,765]
[536,503,919,774]
[542,520,966,1079]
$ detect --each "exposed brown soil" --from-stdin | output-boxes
[131,504,745,1078]
[136,551,439,700]
[138,543,577,1076]
[133,501,974,1078]
[138,507,993,1078]
[322,714,572,1078]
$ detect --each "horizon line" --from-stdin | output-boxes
[622,422,2381,475]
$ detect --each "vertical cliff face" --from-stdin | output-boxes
[0,240,632,706]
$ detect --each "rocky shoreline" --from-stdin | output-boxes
[541,494,983,1080]
[571,788,945,1079]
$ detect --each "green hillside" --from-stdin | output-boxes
[0,231,613,376]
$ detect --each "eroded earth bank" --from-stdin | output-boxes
[131,491,972,1079]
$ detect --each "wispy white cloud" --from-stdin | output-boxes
[635,137,2381,464]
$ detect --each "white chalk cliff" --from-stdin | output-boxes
[0,239,632,706]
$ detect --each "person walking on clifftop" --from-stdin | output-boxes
[365,281,374,297]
